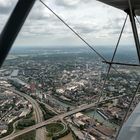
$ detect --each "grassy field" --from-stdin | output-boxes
[16,119,35,130]
[59,132,74,140]
[46,123,64,134]
[13,131,35,140]
[38,102,56,120]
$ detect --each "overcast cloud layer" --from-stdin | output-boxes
[0,0,140,47]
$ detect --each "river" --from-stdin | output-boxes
[84,110,119,129]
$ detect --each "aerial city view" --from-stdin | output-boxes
[0,0,140,140]
[0,47,139,140]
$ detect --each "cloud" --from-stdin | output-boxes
[73,22,100,34]
[54,0,93,8]
[0,0,131,46]
[55,0,80,8]
[0,0,18,14]
[101,15,132,36]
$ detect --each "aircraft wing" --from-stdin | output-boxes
[117,102,140,140]
[97,0,140,16]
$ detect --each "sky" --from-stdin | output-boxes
[0,0,140,48]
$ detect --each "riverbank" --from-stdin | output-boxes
[83,110,119,129]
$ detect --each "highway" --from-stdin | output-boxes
[30,96,46,140]
[37,99,58,114]
[0,87,130,140]
[0,87,46,140]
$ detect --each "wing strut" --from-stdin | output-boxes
[126,0,140,63]
[0,0,36,67]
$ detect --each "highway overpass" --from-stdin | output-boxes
[0,87,133,140]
